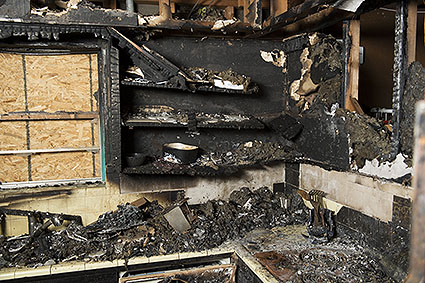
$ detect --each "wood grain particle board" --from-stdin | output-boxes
[0,155,29,183]
[31,152,100,181]
[0,53,25,114]
[29,120,98,149]
[25,54,92,113]
[0,121,27,151]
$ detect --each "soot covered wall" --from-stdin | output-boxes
[118,32,349,183]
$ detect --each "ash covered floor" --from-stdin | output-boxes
[0,188,399,282]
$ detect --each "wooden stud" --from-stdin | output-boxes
[344,20,361,113]
[244,0,262,28]
[407,0,417,64]
[270,0,288,18]
[225,6,234,20]
[134,0,270,8]
[103,0,117,9]
[159,0,171,18]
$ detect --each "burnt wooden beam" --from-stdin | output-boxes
[262,0,337,34]
[279,6,352,35]
[407,0,417,64]
[134,0,270,7]
[342,19,361,113]
[139,17,254,35]
[159,0,172,18]
[244,0,262,28]
[104,46,122,184]
[108,27,184,85]
[391,0,409,159]
[270,0,288,18]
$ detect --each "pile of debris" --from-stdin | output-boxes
[0,187,307,268]
[337,109,392,168]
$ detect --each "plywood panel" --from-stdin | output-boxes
[95,152,101,177]
[26,54,91,112]
[90,54,99,112]
[0,53,25,114]
[0,122,27,151]
[0,155,28,183]
[29,120,97,149]
[92,119,100,147]
[31,152,98,181]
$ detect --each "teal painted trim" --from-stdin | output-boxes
[100,117,106,182]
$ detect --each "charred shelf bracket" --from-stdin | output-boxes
[391,0,408,159]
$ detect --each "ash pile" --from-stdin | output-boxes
[0,187,307,268]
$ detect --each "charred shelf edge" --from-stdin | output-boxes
[122,165,240,176]
[121,80,260,95]
[123,119,265,129]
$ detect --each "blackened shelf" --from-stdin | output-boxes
[122,162,239,176]
[120,80,259,95]
[123,119,188,128]
[123,117,264,129]
[197,120,264,129]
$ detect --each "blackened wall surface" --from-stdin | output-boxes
[336,195,412,282]
[120,33,348,174]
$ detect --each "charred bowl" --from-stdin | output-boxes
[163,143,199,164]
[125,153,146,167]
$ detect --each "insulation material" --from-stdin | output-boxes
[29,120,98,149]
[25,54,92,112]
[31,152,100,181]
[0,155,28,183]
[90,54,99,112]
[0,53,25,114]
[0,122,27,151]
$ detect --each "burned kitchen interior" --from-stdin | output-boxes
[1,0,425,282]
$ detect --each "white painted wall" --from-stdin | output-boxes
[299,164,414,222]
[185,164,285,204]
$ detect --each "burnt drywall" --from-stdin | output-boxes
[400,61,425,162]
